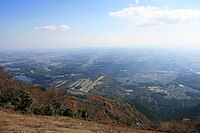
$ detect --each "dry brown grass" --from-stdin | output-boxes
[158,119,200,133]
[0,109,159,133]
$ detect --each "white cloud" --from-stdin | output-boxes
[34,24,70,31]
[135,0,139,5]
[109,6,200,26]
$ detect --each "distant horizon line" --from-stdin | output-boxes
[0,45,200,52]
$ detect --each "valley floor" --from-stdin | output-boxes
[0,110,159,133]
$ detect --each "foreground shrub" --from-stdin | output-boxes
[33,100,61,116]
[75,109,89,118]
[60,108,74,117]
[0,89,33,111]
[43,105,55,115]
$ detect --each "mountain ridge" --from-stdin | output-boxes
[0,66,153,128]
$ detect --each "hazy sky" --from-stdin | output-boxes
[1,0,200,50]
